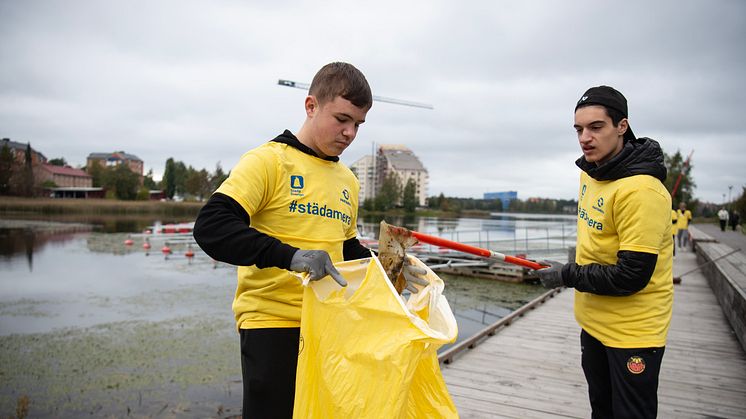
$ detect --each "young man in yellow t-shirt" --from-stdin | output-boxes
[536,86,673,418]
[193,62,426,418]
[677,201,693,249]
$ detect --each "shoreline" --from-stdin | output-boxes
[1,197,581,220]
[0,197,204,217]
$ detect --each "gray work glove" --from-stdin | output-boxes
[535,260,565,289]
[289,250,347,287]
[402,258,429,293]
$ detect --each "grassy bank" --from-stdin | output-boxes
[0,197,204,218]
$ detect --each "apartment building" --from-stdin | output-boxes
[350,145,429,207]
[87,151,144,182]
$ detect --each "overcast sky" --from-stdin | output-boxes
[1,0,744,203]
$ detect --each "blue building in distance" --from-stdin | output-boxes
[484,191,517,210]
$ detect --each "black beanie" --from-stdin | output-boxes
[576,85,636,142]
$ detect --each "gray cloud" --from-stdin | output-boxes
[1,0,744,203]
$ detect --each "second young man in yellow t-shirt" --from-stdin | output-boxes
[536,86,673,419]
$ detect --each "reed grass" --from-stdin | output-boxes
[0,197,204,217]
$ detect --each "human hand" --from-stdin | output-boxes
[289,250,347,287]
[401,257,429,293]
[535,260,565,289]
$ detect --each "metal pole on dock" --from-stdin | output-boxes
[513,230,517,254]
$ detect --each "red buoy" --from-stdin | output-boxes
[184,243,195,258]
[162,245,172,254]
[124,238,134,246]
[143,241,151,250]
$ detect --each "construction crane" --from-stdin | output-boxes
[277,79,434,110]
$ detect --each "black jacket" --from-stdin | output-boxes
[192,131,370,269]
[561,137,668,296]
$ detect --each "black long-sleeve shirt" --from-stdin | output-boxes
[560,250,657,296]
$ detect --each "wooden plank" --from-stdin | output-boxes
[443,248,746,418]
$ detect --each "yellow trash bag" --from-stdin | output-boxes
[293,255,459,418]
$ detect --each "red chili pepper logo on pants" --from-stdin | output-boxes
[627,356,646,374]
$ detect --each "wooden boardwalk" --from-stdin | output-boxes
[441,245,746,418]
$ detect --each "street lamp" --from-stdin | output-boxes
[728,185,733,206]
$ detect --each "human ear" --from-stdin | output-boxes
[618,118,629,136]
[305,96,318,117]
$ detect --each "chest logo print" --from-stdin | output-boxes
[340,189,351,206]
[592,196,605,214]
[290,175,304,189]
[290,175,305,197]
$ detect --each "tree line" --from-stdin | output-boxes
[425,194,580,215]
[83,158,229,201]
[361,173,420,212]
[0,143,33,196]
[5,142,737,219]
[358,170,579,215]
[159,158,228,201]
[358,149,718,217]
[0,142,229,201]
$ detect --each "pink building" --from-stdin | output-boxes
[36,164,92,188]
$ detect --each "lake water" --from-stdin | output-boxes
[0,214,576,418]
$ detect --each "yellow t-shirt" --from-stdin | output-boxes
[676,209,692,230]
[671,209,679,235]
[216,141,361,329]
[574,172,674,348]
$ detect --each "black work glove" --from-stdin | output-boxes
[536,260,565,289]
[289,250,347,287]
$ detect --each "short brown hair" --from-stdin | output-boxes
[309,62,372,109]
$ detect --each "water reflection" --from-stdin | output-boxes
[0,223,94,272]
[0,214,192,234]
[0,228,34,270]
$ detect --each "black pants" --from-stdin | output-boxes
[677,229,689,249]
[581,330,665,419]
[240,327,300,419]
[672,235,675,257]
[720,220,727,231]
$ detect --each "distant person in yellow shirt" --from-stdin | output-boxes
[677,202,693,250]
[536,85,673,419]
